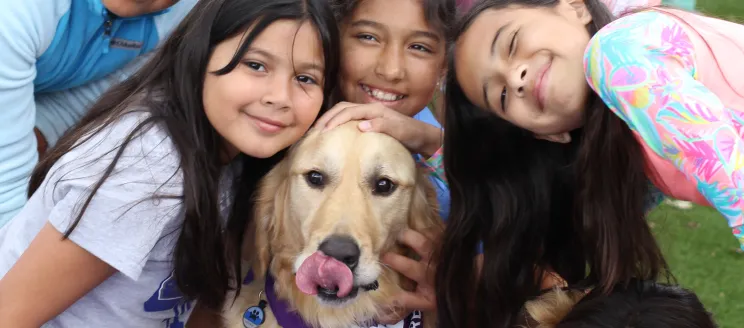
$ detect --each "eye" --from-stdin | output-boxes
[372,178,396,196]
[410,44,432,53]
[244,61,266,72]
[296,75,318,85]
[508,30,518,56]
[501,86,508,112]
[356,34,378,43]
[305,170,325,188]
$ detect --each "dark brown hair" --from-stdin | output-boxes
[437,0,669,327]
[329,0,456,38]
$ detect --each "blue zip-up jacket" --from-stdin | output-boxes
[0,0,197,227]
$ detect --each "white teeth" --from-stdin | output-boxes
[361,85,405,102]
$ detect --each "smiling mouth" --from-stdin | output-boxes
[533,61,551,110]
[360,84,407,102]
[316,281,380,303]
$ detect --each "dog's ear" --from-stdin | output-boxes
[251,159,290,279]
[408,167,444,234]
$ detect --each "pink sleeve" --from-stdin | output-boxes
[600,0,662,16]
[585,11,744,250]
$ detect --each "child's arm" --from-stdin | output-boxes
[420,146,446,186]
[584,11,744,249]
[0,0,68,226]
[0,116,184,324]
[0,223,117,327]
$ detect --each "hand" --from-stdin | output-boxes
[376,228,440,324]
[315,102,442,157]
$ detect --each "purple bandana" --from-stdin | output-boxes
[242,271,422,328]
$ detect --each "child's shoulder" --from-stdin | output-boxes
[593,10,685,44]
[51,109,181,185]
[73,110,176,160]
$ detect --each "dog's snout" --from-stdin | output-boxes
[318,235,360,270]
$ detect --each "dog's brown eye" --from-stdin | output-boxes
[373,178,395,195]
[305,170,325,187]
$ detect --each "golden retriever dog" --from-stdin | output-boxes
[222,121,442,328]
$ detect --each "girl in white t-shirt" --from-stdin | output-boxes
[0,0,340,327]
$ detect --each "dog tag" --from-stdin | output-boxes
[243,300,267,328]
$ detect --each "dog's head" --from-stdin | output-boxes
[250,121,441,327]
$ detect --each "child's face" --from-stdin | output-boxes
[102,0,178,17]
[455,0,593,140]
[203,20,326,159]
[339,0,446,117]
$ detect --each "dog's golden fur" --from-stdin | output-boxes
[222,122,442,328]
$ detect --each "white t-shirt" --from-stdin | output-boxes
[0,111,236,327]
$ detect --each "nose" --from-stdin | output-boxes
[374,44,405,82]
[318,235,361,270]
[260,76,291,109]
[507,64,528,97]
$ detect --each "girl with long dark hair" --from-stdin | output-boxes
[427,0,744,326]
[0,0,340,326]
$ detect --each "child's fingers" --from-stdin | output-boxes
[398,229,435,262]
[322,104,384,132]
[382,253,430,284]
[313,101,357,128]
[395,291,436,312]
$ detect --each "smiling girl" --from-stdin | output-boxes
[315,0,455,324]
[0,0,339,326]
[432,0,744,326]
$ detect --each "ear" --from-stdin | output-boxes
[564,0,593,25]
[251,160,290,279]
[408,167,445,234]
[535,132,572,144]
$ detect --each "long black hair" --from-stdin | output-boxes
[436,0,669,327]
[28,0,340,310]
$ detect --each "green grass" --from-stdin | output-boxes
[645,4,744,327]
[697,0,744,22]
[648,205,743,327]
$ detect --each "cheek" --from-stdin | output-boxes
[292,88,325,128]
[409,60,440,88]
[341,46,375,83]
[204,73,254,116]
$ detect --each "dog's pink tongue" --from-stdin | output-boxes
[295,251,354,297]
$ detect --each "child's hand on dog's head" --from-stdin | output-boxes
[315,102,442,158]
[376,228,440,324]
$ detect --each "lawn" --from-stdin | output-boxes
[648,205,743,327]
[696,0,744,22]
[646,2,744,327]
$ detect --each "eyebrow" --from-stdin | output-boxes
[247,48,277,61]
[350,19,441,42]
[483,23,511,110]
[295,62,325,75]
[490,23,510,56]
[248,47,325,74]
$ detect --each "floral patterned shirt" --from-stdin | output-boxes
[424,10,744,250]
[584,10,744,249]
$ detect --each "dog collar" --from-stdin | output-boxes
[243,271,423,328]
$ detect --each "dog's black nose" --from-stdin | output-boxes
[318,235,360,270]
